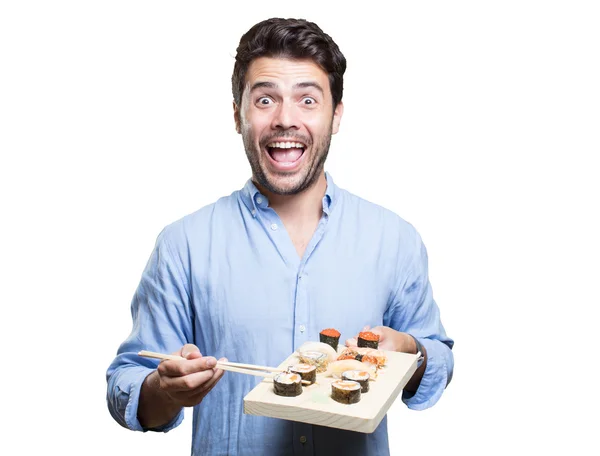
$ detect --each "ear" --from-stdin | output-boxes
[233,101,241,134]
[331,101,344,135]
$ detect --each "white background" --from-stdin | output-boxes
[1,1,599,455]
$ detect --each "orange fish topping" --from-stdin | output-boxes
[358,331,380,342]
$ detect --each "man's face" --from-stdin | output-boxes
[235,57,343,195]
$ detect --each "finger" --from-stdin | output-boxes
[170,358,228,404]
[369,326,384,336]
[207,357,227,383]
[362,325,371,332]
[159,369,216,392]
[181,344,202,359]
[213,357,228,372]
[169,371,224,407]
[193,362,227,396]
[345,337,358,347]
[158,356,218,377]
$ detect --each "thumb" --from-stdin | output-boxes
[180,344,202,359]
[370,325,384,334]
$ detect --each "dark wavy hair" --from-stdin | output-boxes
[232,18,346,109]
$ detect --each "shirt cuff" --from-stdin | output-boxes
[401,337,452,410]
[109,366,184,432]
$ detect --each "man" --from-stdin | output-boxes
[107,17,454,456]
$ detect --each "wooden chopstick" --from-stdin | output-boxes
[217,360,286,373]
[216,364,311,385]
[138,350,184,361]
[137,350,310,384]
[215,363,276,378]
[138,352,284,373]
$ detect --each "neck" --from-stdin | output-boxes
[255,172,327,223]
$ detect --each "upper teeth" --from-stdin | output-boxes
[267,142,305,149]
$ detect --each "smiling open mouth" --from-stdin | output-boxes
[266,141,306,164]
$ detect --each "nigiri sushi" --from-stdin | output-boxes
[337,347,387,368]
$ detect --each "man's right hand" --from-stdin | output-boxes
[138,344,226,429]
[155,344,227,407]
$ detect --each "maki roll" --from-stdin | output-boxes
[331,380,361,404]
[290,363,317,385]
[357,331,380,349]
[319,328,341,351]
[342,370,370,393]
[273,372,303,397]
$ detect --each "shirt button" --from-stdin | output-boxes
[270,223,278,231]
[251,210,256,216]
[300,436,307,444]
[256,196,263,204]
[299,325,306,333]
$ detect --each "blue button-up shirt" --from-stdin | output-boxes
[106,173,454,456]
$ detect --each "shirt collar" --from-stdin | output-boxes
[240,171,339,217]
[322,171,337,215]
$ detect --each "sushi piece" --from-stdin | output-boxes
[331,380,361,404]
[337,347,387,368]
[357,331,380,349]
[289,363,317,385]
[356,348,387,367]
[297,350,329,373]
[296,341,338,362]
[319,328,341,351]
[342,370,370,393]
[325,359,378,380]
[337,349,360,361]
[273,372,303,397]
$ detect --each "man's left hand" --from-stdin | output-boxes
[345,325,417,354]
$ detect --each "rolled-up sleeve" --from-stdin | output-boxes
[106,226,192,431]
[385,227,454,410]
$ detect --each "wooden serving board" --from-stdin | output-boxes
[243,350,419,433]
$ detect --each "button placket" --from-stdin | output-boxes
[293,423,314,454]
[294,269,309,348]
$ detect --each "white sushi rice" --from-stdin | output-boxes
[274,373,301,384]
[332,380,361,391]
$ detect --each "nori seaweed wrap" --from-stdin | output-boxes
[331,380,361,404]
[290,363,317,385]
[357,331,380,349]
[319,328,341,351]
[273,372,303,397]
[342,370,370,393]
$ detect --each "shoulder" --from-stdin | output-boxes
[155,190,242,251]
[337,186,420,245]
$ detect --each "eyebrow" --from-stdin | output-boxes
[250,81,278,92]
[250,81,325,95]
[294,81,324,95]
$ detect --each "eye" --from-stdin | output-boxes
[302,97,316,105]
[257,97,272,105]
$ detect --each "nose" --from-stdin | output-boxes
[270,101,299,131]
